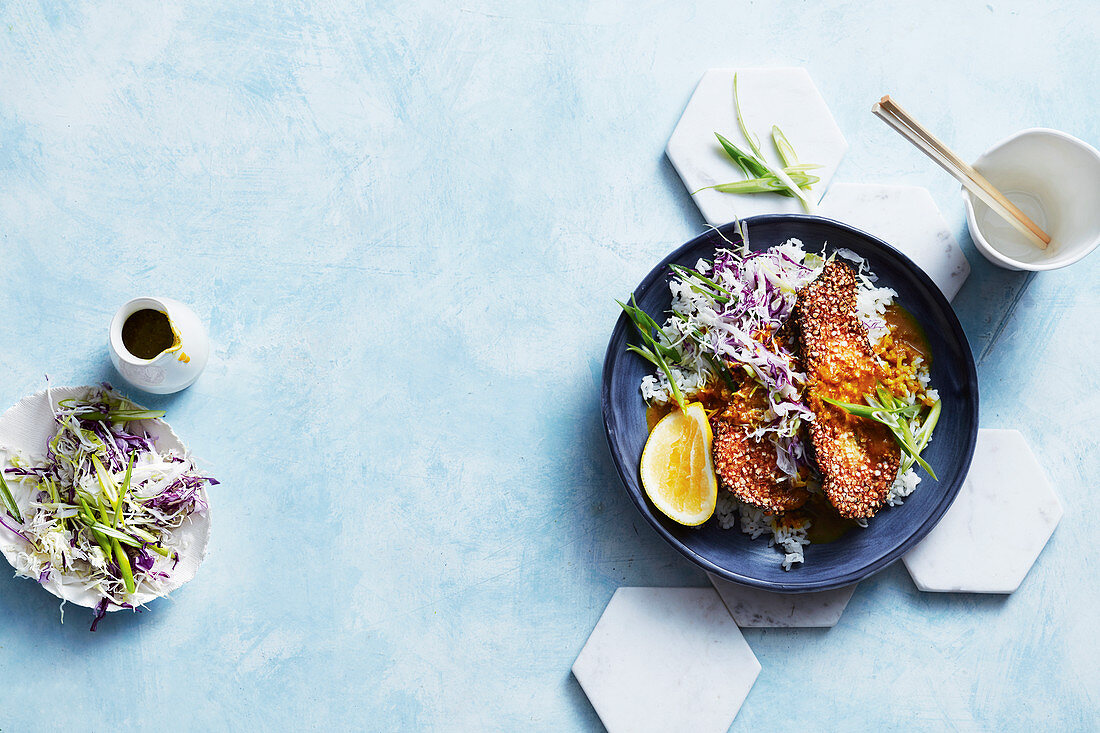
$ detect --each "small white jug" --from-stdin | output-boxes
[108,297,210,394]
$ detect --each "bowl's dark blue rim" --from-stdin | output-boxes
[600,213,980,593]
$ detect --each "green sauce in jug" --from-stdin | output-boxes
[121,309,176,359]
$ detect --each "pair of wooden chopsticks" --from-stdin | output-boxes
[873,96,1050,250]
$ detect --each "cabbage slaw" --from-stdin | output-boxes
[1,385,215,629]
[629,238,826,477]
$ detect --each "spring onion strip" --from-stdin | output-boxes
[90,454,118,505]
[823,390,940,479]
[668,264,733,298]
[0,471,23,523]
[734,78,763,159]
[772,126,798,168]
[695,172,821,195]
[619,297,687,410]
[113,452,135,528]
[111,537,135,594]
[733,73,816,213]
[715,132,771,180]
[77,409,166,422]
[706,133,821,196]
[902,399,941,475]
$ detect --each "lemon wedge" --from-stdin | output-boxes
[639,402,717,526]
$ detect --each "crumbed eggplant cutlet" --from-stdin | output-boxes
[709,373,809,514]
[794,261,900,519]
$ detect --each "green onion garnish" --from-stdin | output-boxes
[78,409,166,422]
[715,132,770,180]
[694,171,820,196]
[771,125,798,169]
[618,296,687,410]
[702,133,821,196]
[733,73,814,211]
[668,264,733,298]
[90,522,142,548]
[822,389,940,480]
[111,538,136,594]
[113,452,135,528]
[90,454,118,505]
[694,74,818,212]
[0,470,23,523]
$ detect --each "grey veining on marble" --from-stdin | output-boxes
[903,429,1062,593]
[819,183,971,301]
[572,587,760,733]
[666,68,848,226]
[708,574,857,628]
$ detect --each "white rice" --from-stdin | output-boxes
[885,468,922,506]
[640,367,708,405]
[715,494,811,571]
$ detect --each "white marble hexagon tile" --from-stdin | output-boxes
[666,67,848,225]
[708,574,857,628]
[820,183,971,301]
[572,587,760,732]
[904,429,1063,593]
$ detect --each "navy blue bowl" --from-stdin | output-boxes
[602,214,979,592]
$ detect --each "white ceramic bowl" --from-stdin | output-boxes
[963,128,1100,271]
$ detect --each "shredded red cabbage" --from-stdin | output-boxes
[641,240,827,477]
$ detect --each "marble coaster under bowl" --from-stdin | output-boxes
[819,183,971,301]
[903,429,1062,593]
[708,573,857,628]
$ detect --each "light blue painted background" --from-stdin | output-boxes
[0,1,1096,730]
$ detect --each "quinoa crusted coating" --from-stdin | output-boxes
[795,261,900,519]
[709,389,810,514]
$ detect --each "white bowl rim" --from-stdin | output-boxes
[962,127,1100,271]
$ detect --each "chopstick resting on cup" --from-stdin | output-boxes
[873,96,1051,250]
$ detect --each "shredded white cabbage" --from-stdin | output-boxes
[641,239,826,476]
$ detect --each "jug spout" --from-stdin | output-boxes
[109,297,210,394]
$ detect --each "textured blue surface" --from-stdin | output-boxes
[0,1,1096,730]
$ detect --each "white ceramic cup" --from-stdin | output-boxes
[963,128,1100,271]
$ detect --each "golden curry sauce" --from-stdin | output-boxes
[785,495,859,543]
[877,305,935,406]
[884,305,931,360]
[645,382,733,431]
